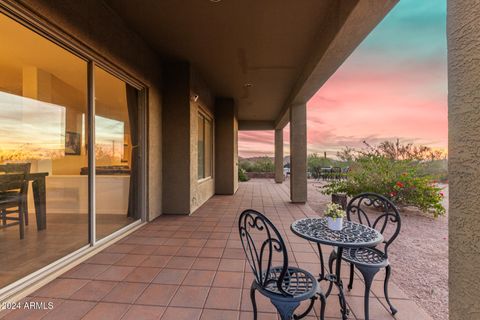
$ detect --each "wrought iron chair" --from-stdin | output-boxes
[0,173,28,239]
[328,193,401,319]
[0,163,31,225]
[239,209,325,320]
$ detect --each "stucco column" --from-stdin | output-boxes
[215,98,239,195]
[448,1,480,318]
[274,128,284,183]
[289,103,307,203]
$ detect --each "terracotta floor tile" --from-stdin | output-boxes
[191,258,221,271]
[1,297,63,320]
[82,302,129,320]
[165,256,195,269]
[95,266,135,281]
[218,259,245,272]
[239,311,278,320]
[205,239,228,248]
[124,267,161,283]
[200,309,239,320]
[140,255,172,268]
[102,282,147,304]
[152,269,188,285]
[182,269,216,286]
[213,271,244,288]
[131,245,159,255]
[160,307,202,320]
[205,287,242,310]
[32,278,89,299]
[69,280,117,301]
[175,246,202,257]
[169,286,210,308]
[136,284,178,306]
[198,247,224,258]
[183,239,207,247]
[42,300,96,320]
[114,254,149,266]
[153,246,180,256]
[121,305,165,320]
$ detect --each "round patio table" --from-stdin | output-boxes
[291,217,383,320]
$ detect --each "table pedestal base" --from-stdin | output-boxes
[317,244,349,320]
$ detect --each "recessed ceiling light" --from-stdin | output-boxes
[244,83,253,88]
[209,0,222,3]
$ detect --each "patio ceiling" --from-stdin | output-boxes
[105,0,397,129]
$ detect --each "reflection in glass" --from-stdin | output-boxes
[94,66,140,240]
[0,13,88,288]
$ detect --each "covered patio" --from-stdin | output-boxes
[1,179,431,320]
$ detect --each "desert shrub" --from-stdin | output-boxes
[322,155,446,217]
[238,167,249,182]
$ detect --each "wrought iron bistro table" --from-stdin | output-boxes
[290,218,383,320]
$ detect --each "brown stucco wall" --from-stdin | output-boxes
[15,0,164,220]
[448,1,480,319]
[162,62,216,214]
[215,98,238,195]
[162,62,191,214]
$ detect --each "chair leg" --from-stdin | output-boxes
[250,285,258,320]
[384,265,398,315]
[18,207,25,240]
[318,293,326,320]
[356,265,379,320]
[1,209,6,226]
[23,198,29,226]
[270,298,300,320]
[348,263,355,290]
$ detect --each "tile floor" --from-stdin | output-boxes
[0,179,433,320]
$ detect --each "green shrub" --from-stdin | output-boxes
[239,157,274,173]
[238,167,250,182]
[321,155,446,217]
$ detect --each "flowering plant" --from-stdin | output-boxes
[324,203,345,220]
[321,155,446,217]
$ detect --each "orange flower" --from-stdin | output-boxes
[396,181,404,188]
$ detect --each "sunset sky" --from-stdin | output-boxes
[238,0,447,158]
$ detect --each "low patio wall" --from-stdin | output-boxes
[246,172,275,179]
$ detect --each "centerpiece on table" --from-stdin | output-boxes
[324,203,345,231]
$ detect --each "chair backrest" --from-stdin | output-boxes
[0,173,27,193]
[238,209,290,296]
[0,163,31,175]
[346,193,401,257]
[0,163,30,194]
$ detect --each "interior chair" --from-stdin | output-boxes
[0,163,31,225]
[238,209,325,320]
[0,173,28,239]
[328,193,401,319]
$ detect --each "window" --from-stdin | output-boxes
[198,112,212,179]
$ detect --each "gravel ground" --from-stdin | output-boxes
[307,180,448,320]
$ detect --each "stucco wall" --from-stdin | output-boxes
[15,0,163,220]
[448,1,480,319]
[190,69,215,213]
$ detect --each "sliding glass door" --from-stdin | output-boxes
[94,67,141,240]
[0,12,144,289]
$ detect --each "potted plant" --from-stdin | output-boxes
[324,203,345,231]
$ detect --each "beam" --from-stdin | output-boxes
[238,120,275,131]
[275,0,398,129]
